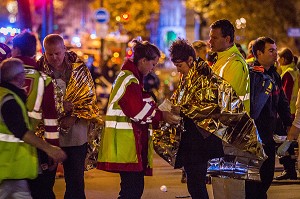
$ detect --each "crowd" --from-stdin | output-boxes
[0,18,299,199]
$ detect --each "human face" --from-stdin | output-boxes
[208,28,230,52]
[44,42,66,70]
[257,43,277,69]
[137,56,159,76]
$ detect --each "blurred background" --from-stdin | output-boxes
[1,0,300,113]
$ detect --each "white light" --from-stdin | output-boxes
[240,17,246,24]
[90,33,96,39]
[7,1,18,14]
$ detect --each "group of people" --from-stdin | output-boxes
[0,32,100,199]
[0,17,299,199]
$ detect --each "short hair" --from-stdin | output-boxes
[210,19,235,43]
[131,40,160,65]
[252,37,275,58]
[43,34,64,48]
[278,48,294,65]
[13,31,37,57]
[0,58,24,83]
[192,40,207,52]
[169,38,196,63]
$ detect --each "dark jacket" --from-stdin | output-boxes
[250,61,292,144]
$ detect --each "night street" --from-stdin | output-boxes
[54,153,300,199]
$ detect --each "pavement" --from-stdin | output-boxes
[53,153,300,199]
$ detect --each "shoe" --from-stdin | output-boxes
[274,170,297,180]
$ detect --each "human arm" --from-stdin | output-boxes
[1,98,66,163]
[281,73,294,103]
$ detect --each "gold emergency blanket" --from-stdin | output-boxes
[38,52,103,170]
[153,61,267,181]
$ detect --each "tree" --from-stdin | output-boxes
[185,0,300,52]
[90,0,160,40]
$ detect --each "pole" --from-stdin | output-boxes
[48,0,54,34]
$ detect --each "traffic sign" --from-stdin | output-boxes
[95,8,110,24]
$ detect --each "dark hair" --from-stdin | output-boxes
[210,19,235,43]
[294,55,298,65]
[169,38,196,63]
[13,31,37,57]
[252,37,275,58]
[132,40,160,65]
[278,48,294,65]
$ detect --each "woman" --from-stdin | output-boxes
[169,38,224,199]
[97,39,179,199]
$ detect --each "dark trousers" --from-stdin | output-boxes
[245,143,276,199]
[184,163,209,199]
[28,169,57,199]
[118,171,145,199]
[62,143,87,199]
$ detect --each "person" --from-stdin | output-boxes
[0,58,66,198]
[192,40,208,61]
[236,43,247,59]
[37,34,101,199]
[208,19,250,113]
[246,39,256,66]
[11,31,60,198]
[0,43,12,63]
[169,38,224,199]
[97,39,179,199]
[246,37,292,199]
[274,47,299,180]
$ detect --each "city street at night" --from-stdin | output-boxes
[54,153,300,199]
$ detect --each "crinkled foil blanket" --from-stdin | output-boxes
[153,61,267,181]
[39,54,103,170]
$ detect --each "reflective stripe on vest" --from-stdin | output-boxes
[44,119,58,126]
[0,133,24,143]
[105,121,133,129]
[44,131,59,139]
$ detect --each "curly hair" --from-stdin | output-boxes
[169,38,196,63]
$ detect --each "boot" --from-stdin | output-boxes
[274,156,297,180]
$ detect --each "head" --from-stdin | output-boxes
[132,39,160,76]
[0,58,25,88]
[43,34,66,69]
[278,47,294,66]
[236,43,246,58]
[12,31,37,58]
[169,38,196,77]
[0,43,12,63]
[209,19,235,52]
[192,40,208,60]
[252,37,277,69]
[247,39,256,57]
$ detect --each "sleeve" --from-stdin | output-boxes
[1,97,29,139]
[281,72,294,103]
[118,82,162,124]
[293,90,300,128]
[42,81,59,146]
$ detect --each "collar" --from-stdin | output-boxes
[216,44,242,60]
[0,82,27,103]
[121,59,143,85]
[15,56,37,68]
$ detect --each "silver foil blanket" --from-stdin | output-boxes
[153,61,267,181]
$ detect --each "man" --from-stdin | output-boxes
[11,31,60,199]
[246,37,292,199]
[0,58,66,198]
[37,34,101,199]
[208,19,250,112]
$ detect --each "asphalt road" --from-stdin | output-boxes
[53,153,300,199]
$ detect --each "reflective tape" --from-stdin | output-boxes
[44,131,59,139]
[105,121,133,129]
[44,119,58,126]
[28,111,42,120]
[0,133,23,143]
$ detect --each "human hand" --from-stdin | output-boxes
[171,106,180,115]
[277,140,292,156]
[46,146,67,163]
[63,101,73,113]
[162,111,181,125]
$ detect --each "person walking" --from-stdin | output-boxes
[11,31,60,198]
[37,34,101,199]
[97,39,179,199]
[246,37,292,199]
[0,58,66,198]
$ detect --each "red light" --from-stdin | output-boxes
[122,13,129,20]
